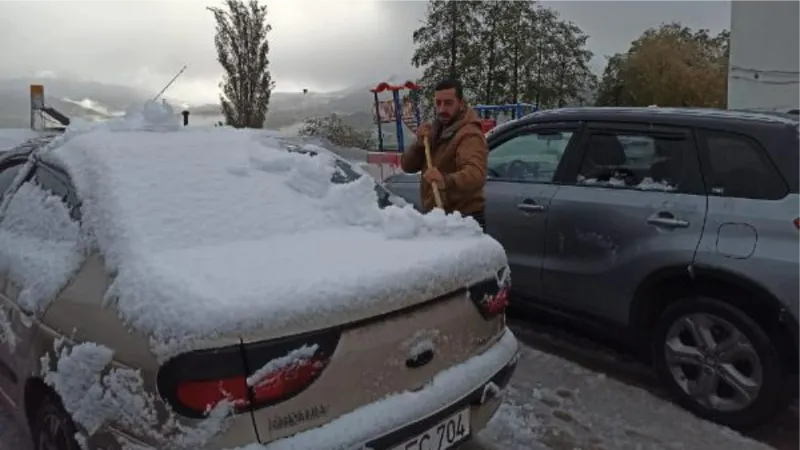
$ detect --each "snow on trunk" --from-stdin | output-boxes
[40,339,237,449]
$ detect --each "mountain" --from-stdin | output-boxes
[0,77,151,128]
[0,74,418,141]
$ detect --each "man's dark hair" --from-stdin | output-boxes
[434,78,464,100]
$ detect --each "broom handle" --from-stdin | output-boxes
[423,136,444,209]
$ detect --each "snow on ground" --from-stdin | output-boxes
[480,343,774,450]
[0,337,781,450]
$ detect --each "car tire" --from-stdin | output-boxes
[651,296,790,429]
[30,392,81,450]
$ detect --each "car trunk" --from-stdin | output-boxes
[243,280,509,444]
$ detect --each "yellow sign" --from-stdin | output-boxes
[30,84,44,109]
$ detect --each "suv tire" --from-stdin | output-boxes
[651,296,790,429]
[30,392,80,450]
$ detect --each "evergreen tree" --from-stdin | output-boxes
[208,0,275,128]
[411,0,482,115]
[411,0,596,114]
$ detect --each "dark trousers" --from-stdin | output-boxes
[464,209,486,232]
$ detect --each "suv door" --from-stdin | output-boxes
[485,122,581,298]
[542,122,707,324]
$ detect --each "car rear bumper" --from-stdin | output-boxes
[262,327,519,450]
[88,329,519,450]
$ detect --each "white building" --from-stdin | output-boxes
[727,1,799,111]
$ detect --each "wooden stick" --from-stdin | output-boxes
[423,136,444,209]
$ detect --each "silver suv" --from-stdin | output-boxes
[385,107,799,429]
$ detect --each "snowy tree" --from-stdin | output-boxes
[208,0,275,128]
[411,0,482,114]
[411,0,595,112]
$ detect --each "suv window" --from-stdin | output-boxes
[575,130,690,192]
[698,130,788,200]
[488,130,573,182]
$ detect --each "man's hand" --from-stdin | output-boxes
[416,122,433,142]
[423,167,445,189]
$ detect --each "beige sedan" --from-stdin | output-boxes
[0,126,518,450]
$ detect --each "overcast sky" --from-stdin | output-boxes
[0,1,731,104]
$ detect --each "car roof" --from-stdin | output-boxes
[514,106,800,129]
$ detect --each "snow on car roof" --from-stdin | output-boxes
[40,103,507,360]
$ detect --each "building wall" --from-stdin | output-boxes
[727,1,800,111]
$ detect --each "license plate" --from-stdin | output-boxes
[391,408,471,450]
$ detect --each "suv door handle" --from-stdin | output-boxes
[517,200,546,213]
[647,212,689,228]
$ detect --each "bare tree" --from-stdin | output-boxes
[208,0,275,128]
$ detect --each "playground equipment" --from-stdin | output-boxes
[370,80,422,152]
[367,80,422,179]
[29,84,70,131]
[474,103,538,133]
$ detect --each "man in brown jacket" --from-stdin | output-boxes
[400,78,488,230]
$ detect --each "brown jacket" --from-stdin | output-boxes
[400,107,488,214]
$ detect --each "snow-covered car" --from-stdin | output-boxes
[0,106,519,450]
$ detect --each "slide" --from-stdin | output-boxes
[41,106,71,126]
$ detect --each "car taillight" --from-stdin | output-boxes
[175,376,250,413]
[794,217,799,230]
[157,330,341,419]
[250,356,329,404]
[469,267,512,320]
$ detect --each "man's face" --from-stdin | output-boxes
[434,88,463,125]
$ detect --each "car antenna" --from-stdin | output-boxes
[149,65,188,104]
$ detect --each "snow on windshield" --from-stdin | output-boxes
[39,102,507,359]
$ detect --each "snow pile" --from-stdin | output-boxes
[40,339,236,449]
[0,182,86,313]
[39,102,507,359]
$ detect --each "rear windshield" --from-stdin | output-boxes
[288,148,394,208]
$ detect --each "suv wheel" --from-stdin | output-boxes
[651,296,789,429]
[31,394,80,450]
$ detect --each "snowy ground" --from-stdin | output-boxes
[2,322,793,450]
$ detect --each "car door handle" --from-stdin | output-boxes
[516,201,546,212]
[647,212,689,228]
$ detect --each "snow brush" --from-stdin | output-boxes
[423,135,444,209]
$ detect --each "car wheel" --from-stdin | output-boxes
[31,394,80,450]
[651,296,790,429]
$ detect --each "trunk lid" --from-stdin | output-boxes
[242,273,510,444]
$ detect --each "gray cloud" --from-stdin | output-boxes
[0,1,730,104]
